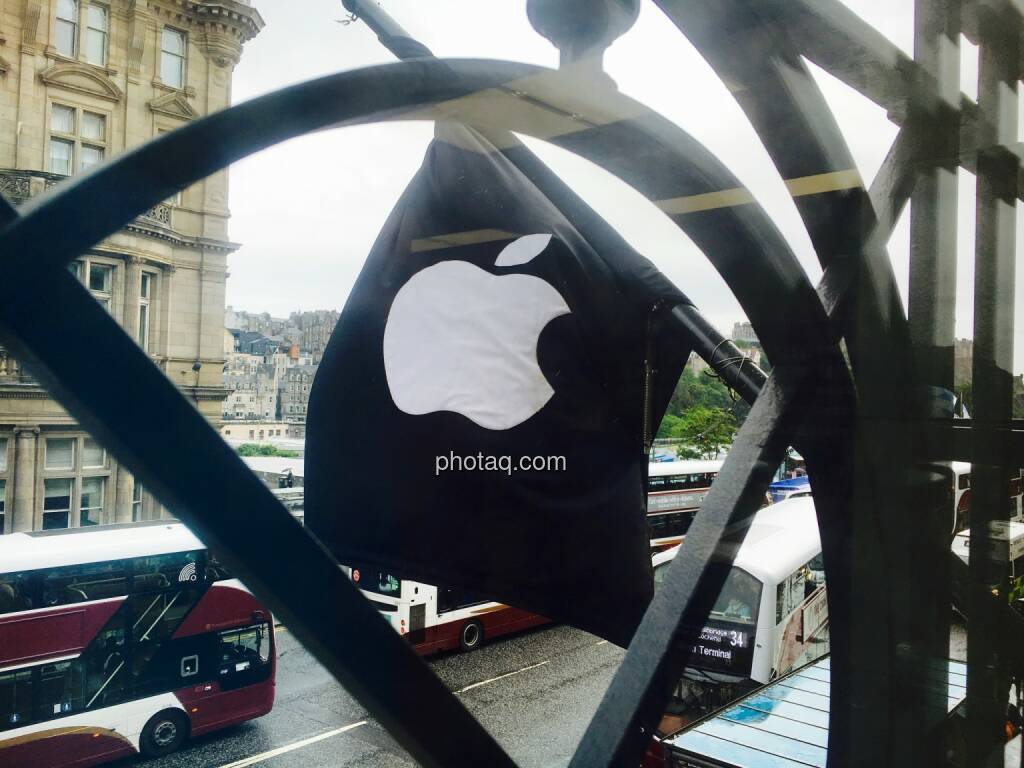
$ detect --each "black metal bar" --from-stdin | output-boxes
[654,4,954,766]
[968,1,1020,763]
[567,364,805,767]
[906,0,961,737]
[341,0,434,59]
[869,130,917,239]
[920,419,1024,463]
[671,305,767,405]
[910,0,962,390]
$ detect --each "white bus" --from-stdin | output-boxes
[647,460,724,550]
[951,519,1024,604]
[945,462,1023,535]
[346,566,549,655]
[653,497,827,709]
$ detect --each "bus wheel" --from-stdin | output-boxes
[141,709,189,757]
[459,620,484,652]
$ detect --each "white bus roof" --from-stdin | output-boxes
[648,460,725,477]
[0,522,204,574]
[655,497,821,586]
[734,497,821,584]
[953,520,1024,561]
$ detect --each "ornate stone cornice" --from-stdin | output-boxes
[148,1,264,67]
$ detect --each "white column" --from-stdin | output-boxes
[12,426,39,532]
[114,464,134,524]
[123,255,143,343]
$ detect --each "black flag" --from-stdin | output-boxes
[306,125,693,646]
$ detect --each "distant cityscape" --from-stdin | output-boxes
[220,307,339,438]
[221,313,1022,438]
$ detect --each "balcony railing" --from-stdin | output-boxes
[0,169,171,229]
[0,346,32,382]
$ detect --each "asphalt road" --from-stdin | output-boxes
[132,623,625,768]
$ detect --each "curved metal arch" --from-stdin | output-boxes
[0,57,856,768]
[653,4,943,767]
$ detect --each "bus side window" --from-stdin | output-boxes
[0,669,33,729]
[37,660,84,719]
[776,568,807,624]
[438,587,485,614]
[219,623,271,669]
[0,572,36,614]
[42,562,128,607]
[959,474,971,490]
[133,551,204,591]
[206,553,233,582]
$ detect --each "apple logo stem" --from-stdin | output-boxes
[383,234,570,430]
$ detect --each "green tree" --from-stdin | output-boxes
[236,443,299,458]
[671,406,737,460]
[658,368,750,435]
[656,413,682,440]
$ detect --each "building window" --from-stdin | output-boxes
[79,476,104,526]
[88,263,112,310]
[43,478,73,530]
[132,483,144,521]
[81,437,105,468]
[40,435,111,530]
[84,5,108,66]
[160,27,187,89]
[54,0,78,57]
[69,257,116,312]
[139,273,151,351]
[49,104,107,175]
[45,438,75,470]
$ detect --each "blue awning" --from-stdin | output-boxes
[664,656,967,767]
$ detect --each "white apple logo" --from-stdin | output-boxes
[382,234,571,430]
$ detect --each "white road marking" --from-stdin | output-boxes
[455,660,551,694]
[215,720,367,768]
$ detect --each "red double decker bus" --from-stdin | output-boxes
[0,522,275,767]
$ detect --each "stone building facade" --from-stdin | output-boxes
[293,309,338,363]
[279,364,317,423]
[0,0,263,533]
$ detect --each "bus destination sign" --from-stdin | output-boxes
[686,618,755,677]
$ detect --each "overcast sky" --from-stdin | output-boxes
[227,0,1024,374]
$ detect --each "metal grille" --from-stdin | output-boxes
[0,1,1022,766]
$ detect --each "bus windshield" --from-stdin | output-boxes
[351,565,401,598]
[708,567,761,626]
